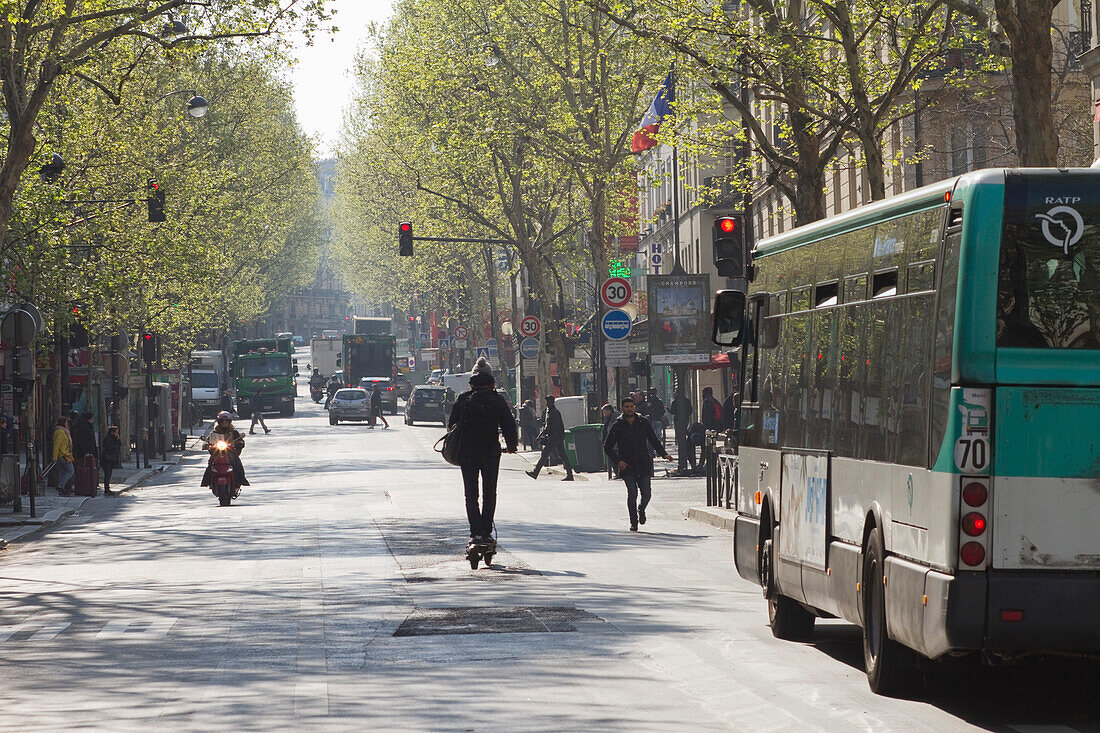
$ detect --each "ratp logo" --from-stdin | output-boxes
[1034,205,1085,255]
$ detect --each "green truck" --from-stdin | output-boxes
[232,338,295,417]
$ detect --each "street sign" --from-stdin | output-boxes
[438,338,450,350]
[476,347,490,359]
[519,338,539,359]
[605,339,630,367]
[601,277,632,308]
[408,356,416,370]
[453,325,469,340]
[454,339,467,349]
[485,338,498,357]
[519,315,541,338]
[601,309,632,340]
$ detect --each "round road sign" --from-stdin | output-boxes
[520,315,541,338]
[601,309,632,340]
[601,277,632,308]
[453,325,469,340]
[520,338,539,359]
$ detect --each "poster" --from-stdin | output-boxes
[646,274,711,364]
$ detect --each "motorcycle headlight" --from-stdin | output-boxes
[215,440,228,450]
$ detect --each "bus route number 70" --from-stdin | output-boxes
[954,436,989,473]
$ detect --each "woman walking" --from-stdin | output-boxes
[100,426,123,496]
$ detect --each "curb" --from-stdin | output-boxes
[683,506,737,532]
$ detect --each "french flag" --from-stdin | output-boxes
[631,73,675,154]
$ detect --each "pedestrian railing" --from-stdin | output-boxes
[704,431,738,509]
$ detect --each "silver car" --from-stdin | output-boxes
[329,388,370,425]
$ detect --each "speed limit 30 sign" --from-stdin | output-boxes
[520,315,541,338]
[601,277,632,309]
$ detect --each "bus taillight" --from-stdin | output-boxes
[958,476,991,569]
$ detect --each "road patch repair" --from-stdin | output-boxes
[393,606,596,636]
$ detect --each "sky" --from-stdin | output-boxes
[288,0,394,157]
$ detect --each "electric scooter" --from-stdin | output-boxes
[466,531,496,569]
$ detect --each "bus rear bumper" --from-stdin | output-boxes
[928,569,1100,658]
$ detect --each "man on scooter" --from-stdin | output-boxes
[309,368,325,397]
[201,411,250,488]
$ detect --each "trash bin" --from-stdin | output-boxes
[73,456,99,497]
[565,424,606,473]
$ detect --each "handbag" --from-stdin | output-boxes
[435,400,472,466]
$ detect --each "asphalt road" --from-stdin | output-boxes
[0,390,1095,731]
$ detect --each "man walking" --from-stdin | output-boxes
[670,387,696,471]
[369,384,389,429]
[249,386,271,435]
[219,388,234,417]
[603,396,672,531]
[517,399,538,451]
[525,394,574,481]
[448,358,517,546]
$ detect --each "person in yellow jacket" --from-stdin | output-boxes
[52,417,75,495]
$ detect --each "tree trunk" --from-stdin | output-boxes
[790,110,827,226]
[997,0,1059,166]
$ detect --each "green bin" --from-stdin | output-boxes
[564,424,606,473]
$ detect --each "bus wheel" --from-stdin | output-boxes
[761,535,815,641]
[861,530,916,695]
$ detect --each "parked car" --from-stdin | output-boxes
[359,377,398,414]
[394,373,413,400]
[329,388,371,425]
[427,369,444,385]
[405,385,446,425]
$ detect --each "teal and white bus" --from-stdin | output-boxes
[713,168,1100,694]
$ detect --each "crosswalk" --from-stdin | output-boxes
[0,616,178,642]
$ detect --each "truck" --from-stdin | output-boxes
[232,339,295,417]
[190,350,228,388]
[310,337,343,377]
[352,316,392,335]
[343,333,397,388]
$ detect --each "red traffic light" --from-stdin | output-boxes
[399,222,412,233]
[717,217,737,234]
[142,333,154,340]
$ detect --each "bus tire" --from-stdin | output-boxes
[761,536,815,641]
[861,529,916,695]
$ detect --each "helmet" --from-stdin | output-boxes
[216,411,232,421]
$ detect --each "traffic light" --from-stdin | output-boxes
[713,215,745,277]
[141,332,156,363]
[146,179,166,223]
[399,221,413,256]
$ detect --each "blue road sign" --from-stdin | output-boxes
[485,338,498,357]
[601,309,632,340]
[519,337,539,359]
[476,347,490,359]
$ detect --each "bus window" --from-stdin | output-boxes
[843,273,868,303]
[814,282,839,307]
[872,270,898,299]
[907,260,936,293]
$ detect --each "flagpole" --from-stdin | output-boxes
[669,71,685,277]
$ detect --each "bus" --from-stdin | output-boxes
[713,168,1100,694]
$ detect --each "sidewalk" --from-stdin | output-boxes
[0,439,198,549]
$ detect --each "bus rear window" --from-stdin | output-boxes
[999,172,1100,348]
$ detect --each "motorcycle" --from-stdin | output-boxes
[204,437,243,507]
[310,384,325,403]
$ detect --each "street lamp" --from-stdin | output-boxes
[154,89,209,118]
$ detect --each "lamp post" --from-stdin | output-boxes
[154,89,209,118]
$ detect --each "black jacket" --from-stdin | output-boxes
[220,393,233,412]
[722,394,740,432]
[670,395,693,428]
[100,433,122,466]
[72,420,97,459]
[371,390,382,410]
[539,405,565,442]
[701,396,723,430]
[448,387,518,459]
[518,405,537,429]
[603,414,666,478]
[648,396,666,423]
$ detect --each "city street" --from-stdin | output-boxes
[0,391,1095,731]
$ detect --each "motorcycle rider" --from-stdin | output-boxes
[201,411,249,489]
[309,368,325,398]
[324,374,341,410]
